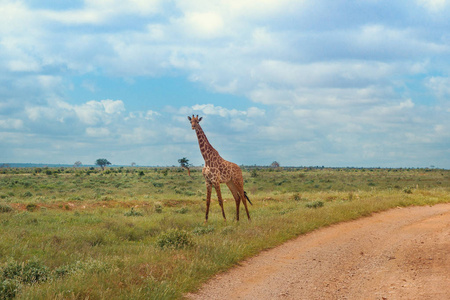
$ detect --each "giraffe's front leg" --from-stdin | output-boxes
[205,182,212,222]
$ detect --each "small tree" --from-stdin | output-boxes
[96,158,111,170]
[74,161,82,168]
[131,162,136,167]
[271,161,280,168]
[178,157,191,176]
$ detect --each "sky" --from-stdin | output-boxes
[1,0,450,168]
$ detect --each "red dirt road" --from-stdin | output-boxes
[187,203,450,300]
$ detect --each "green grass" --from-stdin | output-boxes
[0,167,449,299]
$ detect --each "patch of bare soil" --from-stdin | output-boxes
[187,203,450,300]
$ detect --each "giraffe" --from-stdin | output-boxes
[188,115,252,222]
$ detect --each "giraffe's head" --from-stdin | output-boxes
[188,115,202,130]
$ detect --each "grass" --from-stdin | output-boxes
[0,166,449,299]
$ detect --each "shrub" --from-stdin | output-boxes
[21,261,50,284]
[85,232,108,247]
[306,201,324,209]
[124,208,143,217]
[192,225,215,236]
[154,203,163,213]
[292,193,302,201]
[0,279,20,300]
[0,204,13,213]
[156,229,194,249]
[1,260,49,284]
[1,261,22,281]
[403,187,413,194]
[175,207,189,214]
[347,192,354,201]
[25,203,37,212]
[22,191,33,198]
[54,265,73,278]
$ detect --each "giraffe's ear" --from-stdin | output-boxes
[188,116,192,121]
[199,117,203,122]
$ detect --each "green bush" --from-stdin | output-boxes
[292,193,302,201]
[175,207,189,214]
[0,204,13,213]
[154,203,163,213]
[21,261,50,284]
[124,208,143,217]
[1,260,49,284]
[156,229,194,249]
[152,182,164,188]
[403,187,413,194]
[22,191,33,198]
[1,261,21,282]
[53,265,74,278]
[25,203,37,212]
[192,225,215,235]
[0,279,20,300]
[305,201,324,209]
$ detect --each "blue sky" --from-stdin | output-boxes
[1,0,449,168]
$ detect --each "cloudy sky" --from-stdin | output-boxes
[1,0,449,168]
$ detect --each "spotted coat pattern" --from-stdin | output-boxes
[188,115,251,221]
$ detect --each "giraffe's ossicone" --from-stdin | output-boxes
[188,115,252,222]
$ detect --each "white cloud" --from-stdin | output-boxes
[191,104,245,117]
[126,110,160,120]
[145,110,160,120]
[190,104,265,118]
[175,0,304,22]
[247,107,265,118]
[0,2,36,34]
[41,9,105,25]
[119,126,158,144]
[417,0,448,12]
[252,60,396,89]
[425,76,450,98]
[176,12,225,39]
[88,0,162,15]
[86,127,110,137]
[101,99,125,114]
[74,100,125,125]
[40,0,162,25]
[0,119,24,130]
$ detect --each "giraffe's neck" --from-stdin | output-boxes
[195,125,221,164]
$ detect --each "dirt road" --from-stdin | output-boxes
[187,203,450,300]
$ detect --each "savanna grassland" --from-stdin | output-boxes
[0,166,449,299]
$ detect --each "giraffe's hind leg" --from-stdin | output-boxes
[233,179,251,221]
[241,189,251,221]
[226,181,241,221]
[214,183,226,221]
[227,181,251,221]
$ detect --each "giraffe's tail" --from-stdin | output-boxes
[244,191,253,205]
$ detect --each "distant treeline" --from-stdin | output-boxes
[1,163,446,170]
